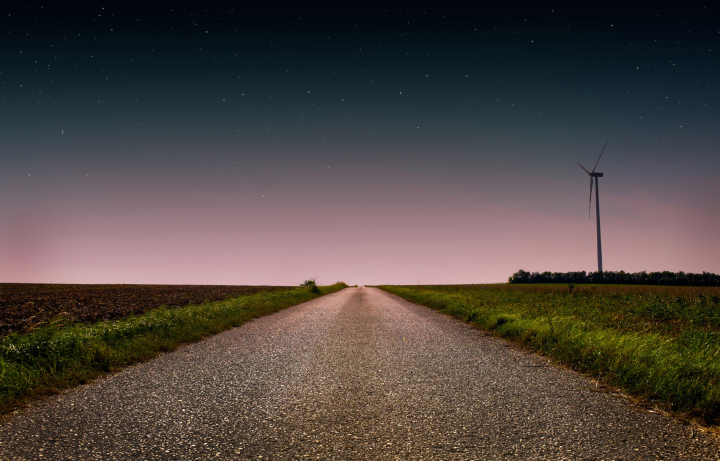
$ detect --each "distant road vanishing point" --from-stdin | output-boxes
[1,287,718,460]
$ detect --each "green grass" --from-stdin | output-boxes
[378,283,720,424]
[0,283,347,413]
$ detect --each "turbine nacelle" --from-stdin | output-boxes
[578,165,604,178]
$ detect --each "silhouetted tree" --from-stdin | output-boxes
[508,270,720,287]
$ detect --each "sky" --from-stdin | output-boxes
[1,3,719,285]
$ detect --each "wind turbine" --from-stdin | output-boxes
[578,141,607,273]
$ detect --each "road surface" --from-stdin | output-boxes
[1,287,718,460]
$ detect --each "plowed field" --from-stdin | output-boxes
[0,284,293,337]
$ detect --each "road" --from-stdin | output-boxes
[1,287,718,460]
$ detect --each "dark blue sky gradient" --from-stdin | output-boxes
[1,3,719,284]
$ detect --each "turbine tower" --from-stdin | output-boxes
[578,141,607,273]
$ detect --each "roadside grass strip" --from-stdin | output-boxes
[378,285,720,424]
[0,284,347,413]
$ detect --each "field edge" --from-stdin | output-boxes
[0,283,348,415]
[377,284,720,430]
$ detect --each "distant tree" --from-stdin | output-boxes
[507,269,720,287]
[508,270,531,283]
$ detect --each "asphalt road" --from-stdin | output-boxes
[1,287,718,460]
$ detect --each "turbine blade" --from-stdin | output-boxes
[589,178,594,219]
[578,162,591,175]
[591,140,608,173]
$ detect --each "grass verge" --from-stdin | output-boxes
[378,284,720,424]
[0,283,347,414]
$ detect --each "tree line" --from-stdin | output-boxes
[508,270,720,287]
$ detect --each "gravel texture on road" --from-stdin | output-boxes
[1,287,718,460]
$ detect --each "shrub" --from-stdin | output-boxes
[301,279,320,294]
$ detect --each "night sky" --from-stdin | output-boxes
[2,3,719,285]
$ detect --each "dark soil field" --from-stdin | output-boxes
[0,284,293,337]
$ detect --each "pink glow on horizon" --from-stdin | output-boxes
[2,182,717,285]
